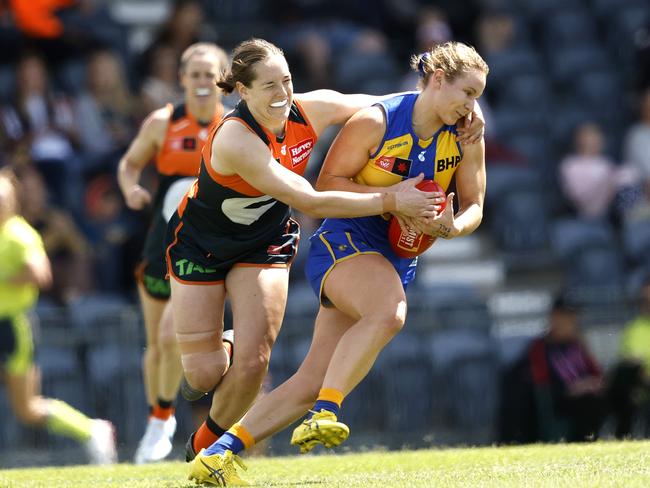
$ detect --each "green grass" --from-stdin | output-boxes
[2,441,650,487]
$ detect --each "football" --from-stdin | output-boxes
[388,179,446,258]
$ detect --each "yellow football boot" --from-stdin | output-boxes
[188,449,249,486]
[290,410,350,453]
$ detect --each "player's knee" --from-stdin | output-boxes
[372,301,407,339]
[235,354,270,384]
[158,331,179,356]
[13,400,44,426]
[181,351,228,392]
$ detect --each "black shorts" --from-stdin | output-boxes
[137,212,171,300]
[166,216,300,284]
[0,314,33,375]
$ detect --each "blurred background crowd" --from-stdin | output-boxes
[2,0,650,466]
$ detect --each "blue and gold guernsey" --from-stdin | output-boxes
[305,92,463,304]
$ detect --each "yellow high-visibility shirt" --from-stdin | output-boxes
[0,216,44,315]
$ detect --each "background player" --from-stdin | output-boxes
[0,168,117,465]
[117,42,228,464]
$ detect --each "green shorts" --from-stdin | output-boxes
[137,211,171,300]
[0,313,34,375]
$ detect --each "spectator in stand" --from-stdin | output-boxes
[137,0,208,88]
[74,49,136,176]
[399,7,453,91]
[559,122,635,223]
[0,51,84,213]
[623,88,650,191]
[498,294,609,444]
[17,165,92,304]
[265,0,394,91]
[8,0,126,62]
[139,44,184,118]
[84,174,139,294]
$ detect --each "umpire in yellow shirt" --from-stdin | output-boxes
[0,168,116,464]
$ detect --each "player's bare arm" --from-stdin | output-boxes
[117,108,170,210]
[417,139,486,239]
[214,121,438,219]
[295,90,388,134]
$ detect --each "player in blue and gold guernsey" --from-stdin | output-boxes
[117,42,227,464]
[188,41,488,485]
[0,169,116,464]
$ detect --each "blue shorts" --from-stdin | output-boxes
[305,217,417,306]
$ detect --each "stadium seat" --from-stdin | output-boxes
[373,333,434,434]
[427,329,497,435]
[86,343,144,445]
[55,60,87,95]
[492,105,548,136]
[592,0,649,19]
[495,335,534,369]
[623,217,650,265]
[549,46,609,85]
[485,47,543,90]
[566,244,625,290]
[485,166,539,205]
[551,218,616,260]
[0,65,15,103]
[333,51,399,94]
[573,69,621,106]
[506,132,554,173]
[498,73,553,110]
[541,9,598,52]
[549,101,597,150]
[491,188,550,254]
[518,0,586,20]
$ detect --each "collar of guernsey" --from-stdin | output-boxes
[0,216,42,316]
[196,99,318,198]
[353,91,463,191]
[155,102,224,176]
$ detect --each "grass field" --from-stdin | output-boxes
[2,441,650,488]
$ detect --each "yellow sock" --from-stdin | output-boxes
[45,399,93,442]
[310,387,344,418]
[229,423,255,450]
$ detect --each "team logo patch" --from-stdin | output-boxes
[288,138,314,167]
[183,137,197,150]
[374,156,411,177]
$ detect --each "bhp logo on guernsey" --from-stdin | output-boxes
[289,138,314,167]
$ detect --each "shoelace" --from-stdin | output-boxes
[224,450,248,472]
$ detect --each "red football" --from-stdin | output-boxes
[388,179,446,258]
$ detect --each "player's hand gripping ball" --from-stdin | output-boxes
[388,180,446,258]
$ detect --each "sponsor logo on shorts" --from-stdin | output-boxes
[288,138,314,167]
[175,259,216,277]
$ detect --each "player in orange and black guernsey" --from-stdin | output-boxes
[166,99,316,281]
[117,42,227,464]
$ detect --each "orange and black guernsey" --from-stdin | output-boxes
[165,100,317,284]
[137,102,222,299]
[152,102,223,210]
